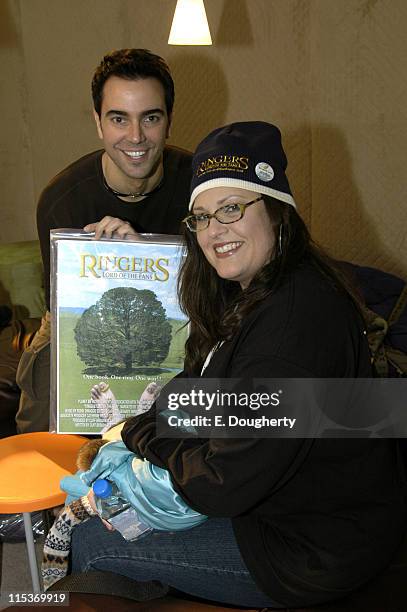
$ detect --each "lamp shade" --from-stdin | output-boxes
[168,0,212,45]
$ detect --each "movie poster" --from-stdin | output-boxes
[50,231,187,434]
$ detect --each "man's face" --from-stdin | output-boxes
[94,76,171,185]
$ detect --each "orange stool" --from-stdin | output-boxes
[0,432,87,592]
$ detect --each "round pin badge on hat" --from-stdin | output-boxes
[255,162,274,182]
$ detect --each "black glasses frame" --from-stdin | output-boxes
[183,196,263,232]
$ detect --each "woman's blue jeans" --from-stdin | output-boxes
[71,516,284,608]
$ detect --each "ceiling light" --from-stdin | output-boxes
[168,0,212,45]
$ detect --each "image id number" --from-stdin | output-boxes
[2,592,69,606]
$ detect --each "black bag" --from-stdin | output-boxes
[347,264,407,468]
[365,285,407,377]
[347,264,407,377]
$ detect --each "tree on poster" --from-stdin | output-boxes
[74,287,172,375]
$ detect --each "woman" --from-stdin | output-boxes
[72,122,407,609]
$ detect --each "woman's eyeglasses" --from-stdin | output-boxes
[183,196,263,232]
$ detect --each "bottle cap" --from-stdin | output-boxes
[93,478,112,499]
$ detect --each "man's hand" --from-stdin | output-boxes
[84,216,139,240]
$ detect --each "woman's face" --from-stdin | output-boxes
[194,187,276,289]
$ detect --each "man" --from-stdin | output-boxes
[16,49,192,433]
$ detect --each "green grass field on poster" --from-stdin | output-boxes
[57,311,188,433]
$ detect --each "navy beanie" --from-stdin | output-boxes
[189,121,296,210]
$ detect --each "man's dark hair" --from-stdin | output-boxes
[92,48,175,118]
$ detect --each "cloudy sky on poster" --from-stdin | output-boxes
[54,236,186,320]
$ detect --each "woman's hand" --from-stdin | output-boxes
[86,489,114,531]
[84,216,139,240]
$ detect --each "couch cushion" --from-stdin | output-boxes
[0,241,45,318]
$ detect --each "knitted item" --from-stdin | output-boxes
[42,495,97,590]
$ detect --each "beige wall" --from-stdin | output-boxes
[1,0,406,276]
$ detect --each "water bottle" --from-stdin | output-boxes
[92,478,152,541]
